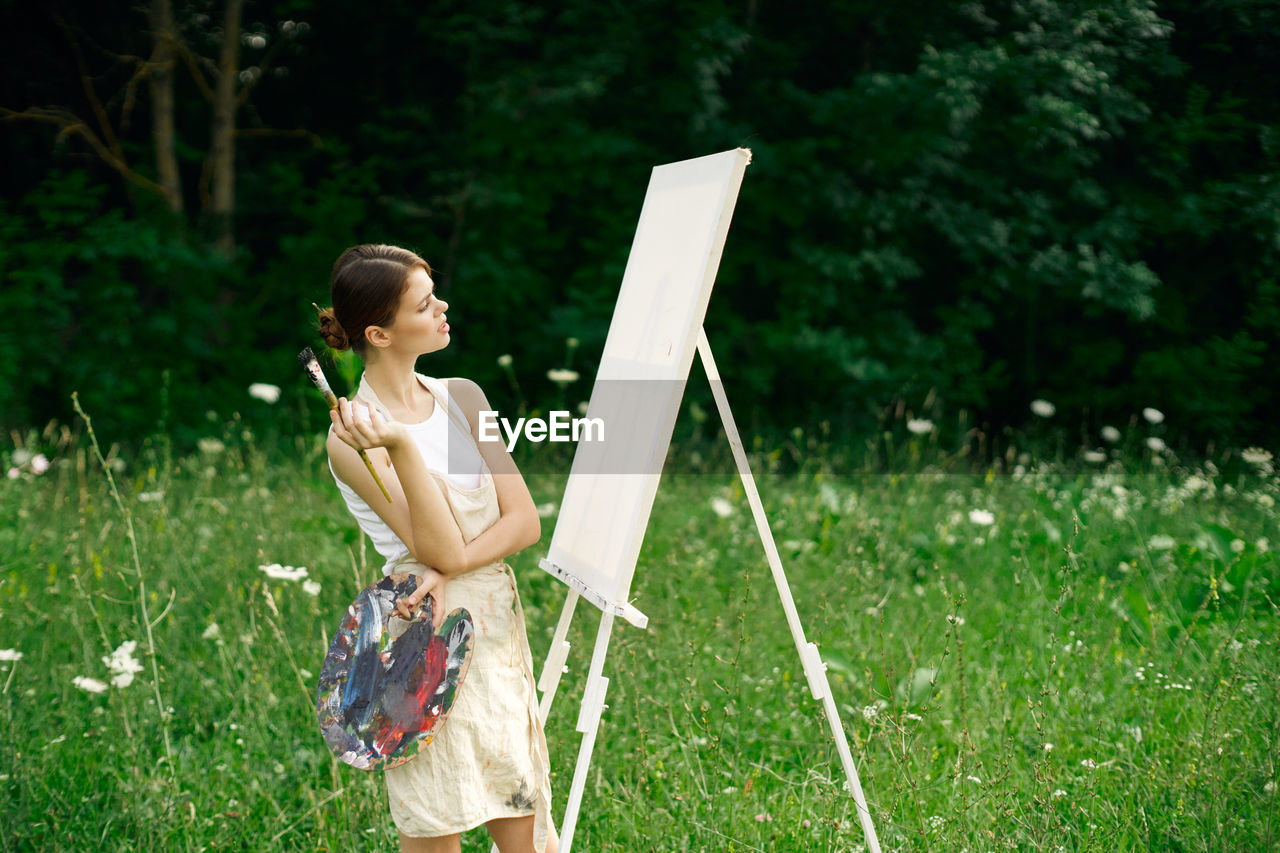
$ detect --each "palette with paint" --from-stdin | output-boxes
[317,573,474,771]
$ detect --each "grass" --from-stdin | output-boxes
[0,413,1277,852]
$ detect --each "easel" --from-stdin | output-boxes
[530,151,883,853]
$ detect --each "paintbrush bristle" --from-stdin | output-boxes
[298,347,317,367]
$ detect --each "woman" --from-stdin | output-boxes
[317,244,555,853]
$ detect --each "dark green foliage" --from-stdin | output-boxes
[1,0,1277,451]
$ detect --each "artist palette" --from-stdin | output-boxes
[316,573,474,771]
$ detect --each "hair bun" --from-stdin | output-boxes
[317,307,350,351]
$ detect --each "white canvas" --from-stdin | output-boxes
[541,148,752,614]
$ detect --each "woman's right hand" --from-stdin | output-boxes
[330,397,408,453]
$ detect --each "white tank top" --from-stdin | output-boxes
[328,375,486,573]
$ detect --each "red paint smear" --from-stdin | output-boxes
[371,636,448,757]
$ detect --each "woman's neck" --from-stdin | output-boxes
[361,351,433,418]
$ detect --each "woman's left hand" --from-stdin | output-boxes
[395,568,446,630]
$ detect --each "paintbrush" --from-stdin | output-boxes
[299,346,393,503]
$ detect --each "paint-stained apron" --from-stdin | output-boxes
[367,377,552,848]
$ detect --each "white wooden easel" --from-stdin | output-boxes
[491,149,881,853]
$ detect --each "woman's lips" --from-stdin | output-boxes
[439,317,449,333]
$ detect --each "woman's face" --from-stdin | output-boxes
[387,266,450,355]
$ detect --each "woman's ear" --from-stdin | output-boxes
[365,325,392,350]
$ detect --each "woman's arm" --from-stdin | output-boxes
[445,377,542,567]
[327,398,468,573]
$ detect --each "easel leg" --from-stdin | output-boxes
[697,328,883,853]
[558,611,615,853]
[539,589,580,724]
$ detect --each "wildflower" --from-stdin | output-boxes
[710,497,734,518]
[73,676,109,694]
[536,502,558,518]
[1258,538,1270,553]
[904,712,923,721]
[198,438,226,455]
[302,579,322,597]
[30,454,49,475]
[753,813,772,823]
[1030,399,1056,418]
[103,640,143,689]
[202,623,221,640]
[968,509,994,526]
[861,705,879,721]
[1052,789,1067,798]
[946,614,965,626]
[928,815,944,830]
[967,774,982,784]
[546,368,579,385]
[5,468,17,480]
[1043,743,1054,752]
[138,490,165,503]
[907,418,935,435]
[1265,781,1276,796]
[1147,534,1176,551]
[1146,437,1167,452]
[497,354,513,368]
[566,337,579,349]
[259,563,308,582]
[1080,759,1097,769]
[1142,407,1165,424]
[0,649,22,662]
[803,819,812,828]
[1100,425,1121,443]
[1242,447,1274,475]
[1230,539,1246,554]
[1083,450,1106,463]
[248,382,281,404]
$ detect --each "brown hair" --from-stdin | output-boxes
[317,244,432,354]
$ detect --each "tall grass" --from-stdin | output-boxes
[0,414,1276,851]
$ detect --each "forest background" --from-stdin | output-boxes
[1,0,1277,458]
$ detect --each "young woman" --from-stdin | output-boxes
[317,244,555,853]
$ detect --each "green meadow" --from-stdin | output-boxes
[1,413,1277,852]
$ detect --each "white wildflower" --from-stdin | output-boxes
[1142,407,1165,424]
[1146,437,1167,452]
[710,497,734,518]
[1241,446,1272,468]
[946,614,965,626]
[1081,759,1098,769]
[1043,743,1054,751]
[138,490,165,503]
[302,579,322,597]
[30,454,50,475]
[1257,537,1270,553]
[904,712,923,721]
[0,649,22,662]
[1147,534,1176,551]
[907,418,935,435]
[258,563,308,582]
[201,622,221,640]
[497,354,513,368]
[102,640,143,689]
[1052,789,1067,798]
[1083,449,1106,463]
[248,383,281,404]
[1265,781,1276,796]
[967,774,982,784]
[1100,425,1121,443]
[1230,539,1246,554]
[536,502,558,517]
[73,676,109,694]
[861,705,879,721]
[5,468,17,480]
[968,509,995,526]
[1030,399,1056,418]
[546,368,579,385]
[197,437,226,455]
[928,815,944,829]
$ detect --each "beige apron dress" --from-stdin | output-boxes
[335,373,552,848]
